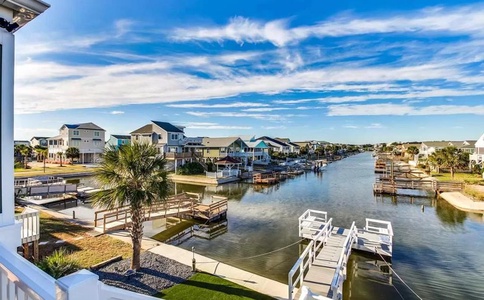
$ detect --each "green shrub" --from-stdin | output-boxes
[14,162,23,169]
[37,248,81,279]
[177,162,205,175]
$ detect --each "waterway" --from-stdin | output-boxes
[168,153,484,300]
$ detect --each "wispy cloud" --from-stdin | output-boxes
[365,123,384,129]
[170,5,484,46]
[166,102,269,108]
[328,103,484,116]
[110,110,125,115]
[183,122,252,130]
[261,125,287,130]
[186,111,306,121]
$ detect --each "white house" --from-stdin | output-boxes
[470,133,484,166]
[257,136,290,154]
[30,136,49,147]
[47,122,106,163]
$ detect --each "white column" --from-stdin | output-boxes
[56,269,101,300]
[0,15,21,252]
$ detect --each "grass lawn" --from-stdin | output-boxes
[14,164,98,178]
[39,212,132,268]
[431,172,484,184]
[156,273,275,300]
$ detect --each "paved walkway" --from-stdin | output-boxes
[149,243,290,300]
[440,192,484,213]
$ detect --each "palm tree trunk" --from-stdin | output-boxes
[451,167,454,179]
[130,205,144,271]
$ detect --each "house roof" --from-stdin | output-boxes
[245,140,269,148]
[275,137,291,143]
[288,142,300,148]
[30,136,49,141]
[152,121,184,133]
[215,156,241,165]
[202,137,244,148]
[421,141,453,148]
[62,122,105,131]
[111,134,131,140]
[257,136,289,147]
[130,124,154,134]
[47,135,63,140]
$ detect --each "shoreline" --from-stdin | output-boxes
[439,192,484,213]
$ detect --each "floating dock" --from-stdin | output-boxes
[288,209,393,300]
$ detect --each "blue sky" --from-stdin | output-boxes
[13,0,484,144]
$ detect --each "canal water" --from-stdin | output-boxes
[169,153,484,300]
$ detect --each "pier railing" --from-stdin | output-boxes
[298,209,327,238]
[330,222,357,300]
[364,218,393,250]
[289,216,333,300]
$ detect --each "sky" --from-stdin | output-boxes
[13,0,484,144]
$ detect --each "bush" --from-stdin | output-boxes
[37,248,81,279]
[14,162,23,169]
[177,162,205,175]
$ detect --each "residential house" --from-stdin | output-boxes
[47,122,106,163]
[452,140,476,154]
[14,140,30,147]
[106,134,131,149]
[275,138,300,154]
[243,139,271,165]
[419,141,454,158]
[257,136,290,154]
[30,136,49,148]
[130,121,195,169]
[470,133,484,166]
[198,137,247,163]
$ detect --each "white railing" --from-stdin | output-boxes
[0,242,162,300]
[298,209,327,238]
[329,222,358,300]
[289,214,333,300]
[0,243,56,300]
[364,218,393,249]
[205,170,240,178]
[15,208,40,244]
[288,241,314,300]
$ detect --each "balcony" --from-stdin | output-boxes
[164,152,193,159]
[470,153,484,164]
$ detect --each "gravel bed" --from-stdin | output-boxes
[93,252,193,295]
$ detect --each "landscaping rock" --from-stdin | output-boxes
[93,252,193,295]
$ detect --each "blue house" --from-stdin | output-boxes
[106,134,131,149]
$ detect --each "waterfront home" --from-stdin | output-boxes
[470,133,484,166]
[275,138,301,154]
[47,122,106,163]
[14,140,30,147]
[130,121,198,169]
[419,141,454,158]
[243,140,271,166]
[198,137,247,163]
[106,134,130,149]
[30,136,49,147]
[452,140,476,154]
[257,136,290,154]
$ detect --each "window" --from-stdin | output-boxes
[171,134,178,140]
[94,131,100,137]
[71,140,80,147]
[73,130,79,136]
[94,141,100,146]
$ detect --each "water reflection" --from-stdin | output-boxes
[435,199,467,226]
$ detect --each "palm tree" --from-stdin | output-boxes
[65,147,80,164]
[428,150,444,174]
[57,151,64,167]
[92,143,169,271]
[440,146,468,179]
[39,148,48,173]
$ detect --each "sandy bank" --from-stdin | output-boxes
[440,192,484,213]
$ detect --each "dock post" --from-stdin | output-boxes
[192,247,196,271]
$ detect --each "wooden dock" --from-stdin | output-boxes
[94,193,229,233]
[288,210,393,300]
[373,177,464,196]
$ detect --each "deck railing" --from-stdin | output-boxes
[330,222,357,300]
[364,218,393,248]
[14,208,40,244]
[289,215,333,300]
[298,209,327,237]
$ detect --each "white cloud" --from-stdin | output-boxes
[261,126,286,130]
[186,111,306,121]
[170,5,484,46]
[328,103,484,116]
[110,110,125,115]
[365,123,384,129]
[343,125,359,129]
[184,122,252,130]
[166,102,269,108]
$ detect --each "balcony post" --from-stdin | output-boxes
[0,8,20,252]
[56,269,101,300]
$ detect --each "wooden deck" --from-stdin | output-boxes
[289,210,393,300]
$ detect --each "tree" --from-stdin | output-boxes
[57,151,64,167]
[440,146,468,179]
[65,147,80,164]
[14,144,32,168]
[20,147,31,169]
[406,146,419,156]
[38,148,48,173]
[428,151,444,174]
[92,143,169,271]
[33,145,47,162]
